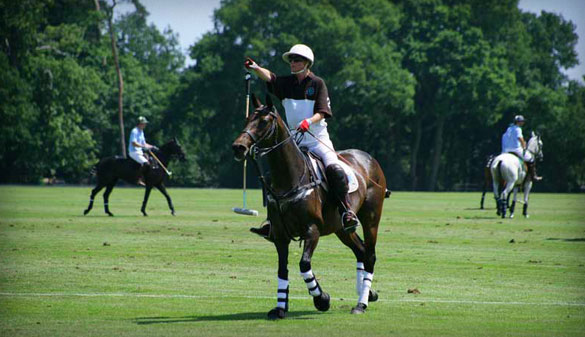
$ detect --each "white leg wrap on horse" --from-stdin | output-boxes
[301,270,321,296]
[358,272,374,306]
[356,262,365,296]
[276,278,289,309]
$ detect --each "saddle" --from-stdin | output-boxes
[300,148,359,194]
[115,155,159,170]
[507,152,528,174]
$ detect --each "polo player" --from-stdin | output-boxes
[128,116,158,186]
[501,115,541,181]
[245,44,360,234]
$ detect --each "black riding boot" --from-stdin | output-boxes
[137,163,150,186]
[326,164,360,233]
[250,219,272,241]
[527,162,542,181]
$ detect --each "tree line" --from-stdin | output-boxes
[1,0,584,192]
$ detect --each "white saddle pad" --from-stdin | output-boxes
[309,156,359,194]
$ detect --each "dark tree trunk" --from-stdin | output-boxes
[427,114,446,191]
[410,115,422,190]
[105,0,126,158]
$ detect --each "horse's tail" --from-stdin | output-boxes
[87,161,99,183]
[495,159,503,184]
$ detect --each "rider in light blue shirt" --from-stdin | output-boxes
[128,116,157,186]
[501,115,541,181]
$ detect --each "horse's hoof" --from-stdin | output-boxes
[351,303,367,314]
[107,212,114,217]
[313,291,330,312]
[510,214,515,219]
[171,211,175,216]
[83,209,89,215]
[368,290,378,302]
[142,212,148,217]
[267,307,286,320]
[524,214,530,218]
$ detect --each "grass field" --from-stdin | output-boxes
[0,186,584,337]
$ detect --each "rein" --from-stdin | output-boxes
[241,110,321,241]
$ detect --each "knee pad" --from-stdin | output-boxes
[326,164,348,195]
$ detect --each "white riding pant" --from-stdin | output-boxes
[307,139,340,168]
[506,149,532,162]
[129,151,148,165]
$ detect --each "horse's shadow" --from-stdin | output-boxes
[133,311,318,324]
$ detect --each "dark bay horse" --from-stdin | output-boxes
[83,138,185,216]
[232,95,389,319]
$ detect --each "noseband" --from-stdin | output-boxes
[240,109,294,157]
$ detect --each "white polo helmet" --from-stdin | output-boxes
[282,44,314,67]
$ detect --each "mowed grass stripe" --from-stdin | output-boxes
[0,186,584,337]
[2,292,585,307]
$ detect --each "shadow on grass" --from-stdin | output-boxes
[461,215,497,220]
[133,311,319,324]
[546,238,585,243]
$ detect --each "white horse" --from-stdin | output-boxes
[490,132,543,218]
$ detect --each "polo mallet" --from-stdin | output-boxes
[148,149,172,176]
[232,72,258,216]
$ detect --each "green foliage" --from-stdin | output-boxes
[0,0,186,183]
[0,0,583,191]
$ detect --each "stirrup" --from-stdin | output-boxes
[341,210,360,233]
[137,178,146,187]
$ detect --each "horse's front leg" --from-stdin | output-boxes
[155,184,175,216]
[300,224,330,312]
[141,186,152,216]
[523,181,533,218]
[267,239,290,320]
[103,184,115,216]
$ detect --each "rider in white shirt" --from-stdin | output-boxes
[501,115,541,181]
[128,116,157,186]
[245,44,360,235]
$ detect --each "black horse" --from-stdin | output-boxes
[83,138,185,216]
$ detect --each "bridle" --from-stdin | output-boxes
[240,107,295,157]
[526,135,543,160]
[238,106,321,241]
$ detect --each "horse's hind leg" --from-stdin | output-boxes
[335,231,365,295]
[509,188,517,218]
[299,224,330,313]
[103,183,116,216]
[499,182,515,219]
[84,183,105,215]
[155,184,175,216]
[352,197,381,314]
[141,186,152,216]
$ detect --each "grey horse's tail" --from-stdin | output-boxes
[495,159,502,184]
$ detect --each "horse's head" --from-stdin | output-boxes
[528,131,544,161]
[163,137,186,161]
[232,94,279,161]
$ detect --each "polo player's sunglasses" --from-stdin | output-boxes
[289,57,306,63]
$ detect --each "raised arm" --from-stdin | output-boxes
[244,57,272,82]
